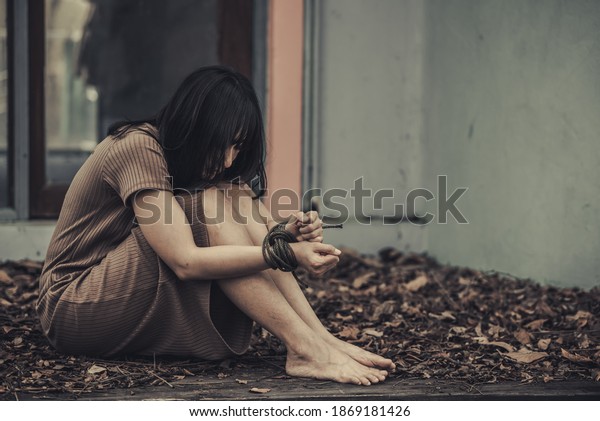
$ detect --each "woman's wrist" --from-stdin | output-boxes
[262,222,298,272]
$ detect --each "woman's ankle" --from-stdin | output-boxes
[284,333,327,358]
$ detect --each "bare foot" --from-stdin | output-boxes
[323,334,396,371]
[285,338,390,385]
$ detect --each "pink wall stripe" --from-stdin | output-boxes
[265,0,304,216]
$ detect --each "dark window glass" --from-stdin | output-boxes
[36,0,253,217]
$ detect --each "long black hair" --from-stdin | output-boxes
[108,65,266,196]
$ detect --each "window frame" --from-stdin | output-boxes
[0,0,29,221]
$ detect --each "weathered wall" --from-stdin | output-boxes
[422,0,600,288]
[311,0,427,253]
[311,0,600,288]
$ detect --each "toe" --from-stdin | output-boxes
[349,376,362,385]
[376,356,395,370]
[367,374,380,384]
[370,369,387,381]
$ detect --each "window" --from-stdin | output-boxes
[1,0,261,220]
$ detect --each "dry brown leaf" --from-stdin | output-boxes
[567,310,592,321]
[524,319,546,330]
[474,337,515,352]
[520,372,534,383]
[487,341,516,353]
[0,270,12,284]
[578,319,589,329]
[488,324,504,338]
[592,370,600,382]
[458,289,478,302]
[405,274,428,292]
[440,311,456,321]
[17,259,43,270]
[450,326,467,334]
[87,365,107,375]
[543,375,554,383]
[20,292,37,302]
[579,335,591,349]
[363,328,383,338]
[537,338,551,351]
[249,387,271,394]
[561,348,593,364]
[458,277,471,286]
[235,379,248,384]
[338,326,360,340]
[430,311,456,321]
[505,350,548,364]
[514,329,532,345]
[0,297,13,307]
[335,313,353,322]
[12,337,23,346]
[371,300,397,321]
[352,272,375,289]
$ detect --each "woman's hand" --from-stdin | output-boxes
[289,241,341,276]
[285,211,324,243]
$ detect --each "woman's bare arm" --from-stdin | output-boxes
[133,189,269,281]
[132,189,340,281]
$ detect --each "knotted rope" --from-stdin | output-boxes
[262,223,298,271]
[261,222,343,272]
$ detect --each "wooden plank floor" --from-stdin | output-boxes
[25,358,600,401]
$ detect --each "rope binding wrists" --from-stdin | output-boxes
[261,221,344,272]
[262,222,298,272]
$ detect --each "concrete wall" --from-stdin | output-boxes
[0,222,56,261]
[310,0,427,253]
[422,0,600,288]
[310,0,600,288]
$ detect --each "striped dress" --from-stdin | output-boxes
[36,128,253,359]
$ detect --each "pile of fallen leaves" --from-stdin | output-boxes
[287,248,600,384]
[1,248,599,399]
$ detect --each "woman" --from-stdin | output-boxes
[36,66,395,385]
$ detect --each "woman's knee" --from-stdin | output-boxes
[201,186,254,246]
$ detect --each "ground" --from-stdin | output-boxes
[1,248,599,400]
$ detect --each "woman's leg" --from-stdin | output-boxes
[226,186,395,371]
[201,187,388,385]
